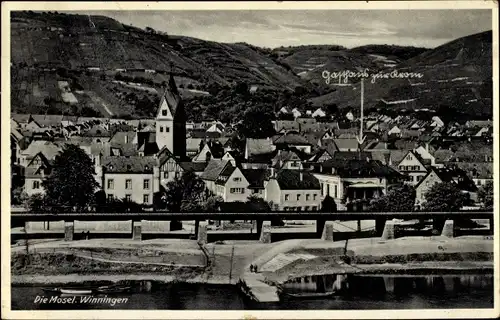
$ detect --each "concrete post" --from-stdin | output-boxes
[321,222,334,241]
[64,221,74,241]
[381,220,395,240]
[197,221,208,245]
[132,220,142,241]
[441,220,454,238]
[259,220,271,243]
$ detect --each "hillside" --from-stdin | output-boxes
[10,11,493,120]
[308,31,493,118]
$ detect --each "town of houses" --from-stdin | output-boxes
[11,75,493,212]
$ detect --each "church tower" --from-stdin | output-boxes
[155,74,186,159]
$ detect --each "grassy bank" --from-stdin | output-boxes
[12,253,206,279]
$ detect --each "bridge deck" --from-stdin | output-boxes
[10,211,493,222]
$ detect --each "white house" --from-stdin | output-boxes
[312,108,326,118]
[291,108,302,118]
[265,170,321,211]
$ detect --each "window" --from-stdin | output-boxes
[252,189,259,194]
[143,194,149,203]
[306,194,310,201]
[334,185,338,198]
[326,185,330,196]
[321,183,324,196]
[125,194,132,202]
[107,179,114,190]
[159,126,164,132]
[297,207,302,212]
[233,177,242,182]
[32,181,40,189]
[166,127,170,133]
[312,206,317,211]
[107,194,113,201]
[285,194,289,201]
[230,188,244,194]
[175,172,180,179]
[162,110,168,116]
[143,179,150,190]
[305,206,310,211]
[297,194,301,201]
[125,179,132,190]
[164,172,169,179]
[407,154,413,160]
[314,194,317,200]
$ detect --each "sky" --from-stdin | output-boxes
[82,10,492,49]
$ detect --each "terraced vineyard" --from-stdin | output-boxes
[10,11,493,119]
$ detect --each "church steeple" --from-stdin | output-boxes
[155,73,186,158]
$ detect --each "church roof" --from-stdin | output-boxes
[156,74,182,118]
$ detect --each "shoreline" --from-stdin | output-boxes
[11,274,237,286]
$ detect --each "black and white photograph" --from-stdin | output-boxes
[2,1,498,319]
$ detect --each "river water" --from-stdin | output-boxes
[11,275,494,310]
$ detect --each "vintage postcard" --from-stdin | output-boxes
[1,1,498,319]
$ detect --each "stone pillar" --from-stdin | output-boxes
[381,220,395,240]
[321,222,334,241]
[132,220,142,241]
[441,220,454,238]
[316,219,326,237]
[64,221,74,241]
[197,221,208,245]
[259,220,271,243]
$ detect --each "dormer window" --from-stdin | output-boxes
[162,110,168,116]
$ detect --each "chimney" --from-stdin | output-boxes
[425,142,429,152]
[270,167,275,178]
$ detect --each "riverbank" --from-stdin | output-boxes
[10,237,494,287]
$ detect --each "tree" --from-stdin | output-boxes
[321,195,337,212]
[368,184,416,212]
[246,195,271,212]
[238,106,275,139]
[423,182,469,212]
[25,193,46,212]
[163,171,206,212]
[204,195,223,212]
[11,186,28,206]
[42,144,99,212]
[477,181,493,209]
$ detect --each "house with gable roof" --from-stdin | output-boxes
[396,150,430,185]
[214,165,251,202]
[415,167,477,208]
[24,152,53,196]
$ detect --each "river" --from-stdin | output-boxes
[11,275,494,310]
